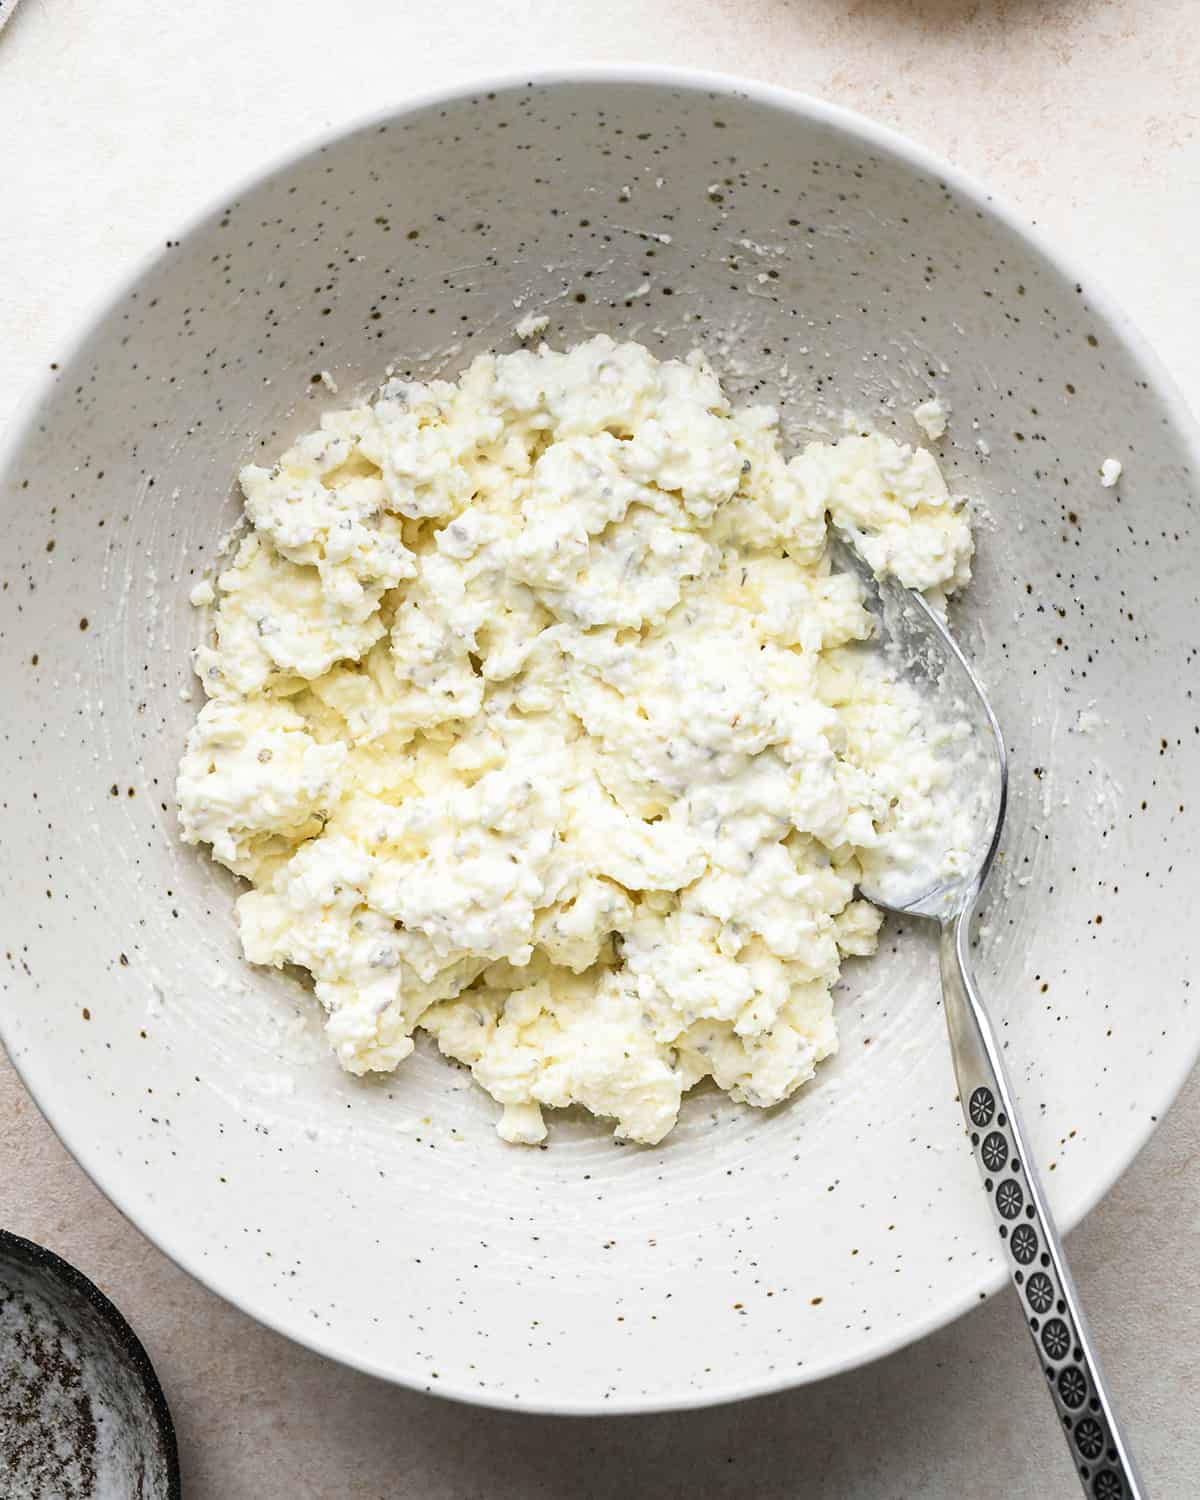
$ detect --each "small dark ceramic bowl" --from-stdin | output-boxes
[0,1230,180,1498]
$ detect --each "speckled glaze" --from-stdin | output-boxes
[1,69,1197,1415]
[0,1231,179,1497]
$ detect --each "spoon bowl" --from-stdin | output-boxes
[829,531,1007,920]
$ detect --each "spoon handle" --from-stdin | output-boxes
[940,907,1147,1500]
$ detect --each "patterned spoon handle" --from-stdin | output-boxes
[940,908,1147,1500]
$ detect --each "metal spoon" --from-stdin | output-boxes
[832,533,1146,1500]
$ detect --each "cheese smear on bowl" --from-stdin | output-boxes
[177,337,973,1145]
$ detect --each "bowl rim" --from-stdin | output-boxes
[3,61,1199,1418]
[0,1228,182,1494]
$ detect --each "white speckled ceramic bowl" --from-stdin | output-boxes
[2,68,1198,1415]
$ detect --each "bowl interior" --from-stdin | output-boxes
[2,74,1197,1412]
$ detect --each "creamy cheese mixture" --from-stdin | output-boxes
[177,337,972,1145]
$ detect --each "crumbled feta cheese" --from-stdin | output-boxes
[514,313,549,340]
[178,336,973,1144]
[912,398,948,441]
[1100,457,1122,487]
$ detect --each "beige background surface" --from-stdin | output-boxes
[2,1,1198,1494]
